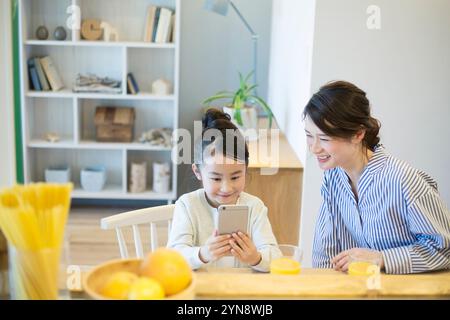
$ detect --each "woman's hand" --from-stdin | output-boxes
[199,229,231,263]
[229,231,262,266]
[331,248,384,272]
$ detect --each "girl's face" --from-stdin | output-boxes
[193,153,246,208]
[304,116,364,171]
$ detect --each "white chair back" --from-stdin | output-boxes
[100,205,175,259]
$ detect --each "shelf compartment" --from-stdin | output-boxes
[25,45,123,93]
[78,0,176,42]
[21,0,73,42]
[26,97,74,143]
[79,98,174,143]
[127,150,173,195]
[127,48,175,94]
[27,148,123,192]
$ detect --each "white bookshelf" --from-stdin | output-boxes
[18,0,180,202]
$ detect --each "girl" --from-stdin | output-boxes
[304,81,450,274]
[167,109,280,271]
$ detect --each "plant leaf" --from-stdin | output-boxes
[234,108,243,126]
[215,90,233,95]
[202,93,234,105]
[244,84,258,95]
[234,94,241,109]
[244,71,254,84]
[249,95,273,128]
[239,72,245,89]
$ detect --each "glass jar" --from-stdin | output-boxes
[8,244,61,300]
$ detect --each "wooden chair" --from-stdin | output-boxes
[100,205,175,259]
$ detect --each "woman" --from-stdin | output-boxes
[304,80,450,274]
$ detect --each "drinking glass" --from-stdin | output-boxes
[347,251,381,276]
[269,244,303,275]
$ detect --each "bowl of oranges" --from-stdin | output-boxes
[83,248,194,300]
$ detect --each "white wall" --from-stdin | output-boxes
[0,0,16,188]
[270,0,450,267]
[267,0,315,165]
[178,0,273,194]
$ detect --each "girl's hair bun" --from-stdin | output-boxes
[202,108,236,130]
[195,108,249,166]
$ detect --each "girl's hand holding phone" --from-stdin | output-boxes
[229,231,262,266]
[199,229,232,263]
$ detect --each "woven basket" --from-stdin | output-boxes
[83,258,195,300]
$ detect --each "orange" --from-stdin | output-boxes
[128,277,165,300]
[270,258,301,275]
[140,248,192,296]
[348,261,378,276]
[101,271,138,299]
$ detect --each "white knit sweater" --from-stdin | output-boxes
[166,189,279,272]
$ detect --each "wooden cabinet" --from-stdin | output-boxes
[245,122,303,245]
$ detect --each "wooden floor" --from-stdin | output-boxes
[65,205,169,267]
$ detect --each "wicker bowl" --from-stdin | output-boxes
[83,258,195,300]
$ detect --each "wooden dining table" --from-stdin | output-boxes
[68,266,450,299]
[193,267,450,299]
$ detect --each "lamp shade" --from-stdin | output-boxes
[203,0,230,16]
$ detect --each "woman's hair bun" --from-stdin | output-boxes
[202,108,236,130]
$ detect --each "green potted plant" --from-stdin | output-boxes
[202,72,273,131]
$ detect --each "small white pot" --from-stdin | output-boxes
[81,166,106,192]
[45,167,71,183]
[223,106,259,141]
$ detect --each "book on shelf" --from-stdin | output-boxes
[143,6,175,43]
[155,8,173,43]
[170,13,176,43]
[33,57,50,91]
[144,6,157,42]
[151,7,162,42]
[27,58,42,91]
[40,56,64,91]
[127,73,139,95]
[127,77,135,94]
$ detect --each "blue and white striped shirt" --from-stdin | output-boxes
[312,145,450,274]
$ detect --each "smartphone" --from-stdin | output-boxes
[217,205,249,235]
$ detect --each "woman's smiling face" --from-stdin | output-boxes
[304,116,362,171]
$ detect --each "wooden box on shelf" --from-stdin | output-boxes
[94,107,136,142]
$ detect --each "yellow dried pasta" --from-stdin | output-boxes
[0,183,73,299]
